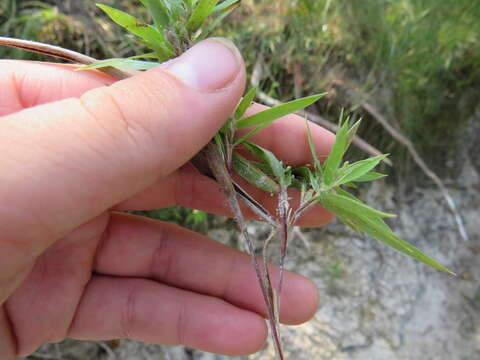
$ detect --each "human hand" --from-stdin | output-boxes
[0,39,335,358]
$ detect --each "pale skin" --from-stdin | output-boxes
[0,39,335,358]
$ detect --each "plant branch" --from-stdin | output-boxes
[204,142,284,360]
[334,81,469,241]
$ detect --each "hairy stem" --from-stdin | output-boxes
[205,142,284,360]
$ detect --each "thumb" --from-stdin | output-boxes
[0,38,245,284]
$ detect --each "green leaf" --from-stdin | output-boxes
[334,186,361,202]
[237,93,326,129]
[333,154,388,186]
[186,0,219,33]
[127,52,158,59]
[319,194,453,274]
[97,3,175,60]
[336,214,362,232]
[139,0,171,28]
[355,171,388,182]
[196,4,236,40]
[213,0,241,12]
[306,120,322,172]
[357,217,453,274]
[77,58,159,71]
[232,152,280,193]
[234,86,257,121]
[322,119,350,186]
[234,93,326,146]
[242,142,285,185]
[319,191,396,219]
[346,119,361,150]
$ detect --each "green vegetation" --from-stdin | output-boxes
[3,0,478,169]
[1,1,465,357]
[216,0,480,170]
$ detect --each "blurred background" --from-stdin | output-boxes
[2,0,479,359]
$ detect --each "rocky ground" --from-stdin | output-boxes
[22,161,480,360]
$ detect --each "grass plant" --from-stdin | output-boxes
[0,1,457,358]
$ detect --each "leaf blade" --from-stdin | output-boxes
[319,191,396,219]
[237,93,326,129]
[234,86,257,121]
[319,193,453,274]
[322,117,350,185]
[242,142,285,185]
[333,154,388,186]
[96,3,175,60]
[213,0,241,12]
[186,0,219,33]
[77,58,159,71]
[232,152,280,193]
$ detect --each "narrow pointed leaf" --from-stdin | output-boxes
[187,0,219,33]
[139,0,171,28]
[357,217,453,274]
[355,171,388,182]
[336,214,362,232]
[237,93,326,129]
[213,0,241,12]
[127,52,158,59]
[334,186,362,202]
[333,154,388,186]
[232,152,280,193]
[78,58,159,71]
[322,120,350,185]
[319,194,453,274]
[196,5,236,40]
[320,191,396,219]
[242,142,284,184]
[97,4,175,60]
[234,86,257,121]
[306,120,321,172]
[346,119,361,150]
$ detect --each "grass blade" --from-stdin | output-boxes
[322,119,349,185]
[78,58,159,71]
[97,3,175,60]
[333,154,388,186]
[306,119,322,172]
[320,191,396,219]
[234,86,257,120]
[319,194,454,274]
[242,142,285,184]
[139,0,171,28]
[354,171,388,182]
[186,0,219,33]
[213,0,241,12]
[237,93,326,129]
[232,152,280,193]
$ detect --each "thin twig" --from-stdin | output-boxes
[262,228,283,359]
[0,36,129,79]
[334,81,469,241]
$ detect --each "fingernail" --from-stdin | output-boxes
[162,38,242,92]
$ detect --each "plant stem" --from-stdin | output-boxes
[0,36,130,80]
[204,142,284,360]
